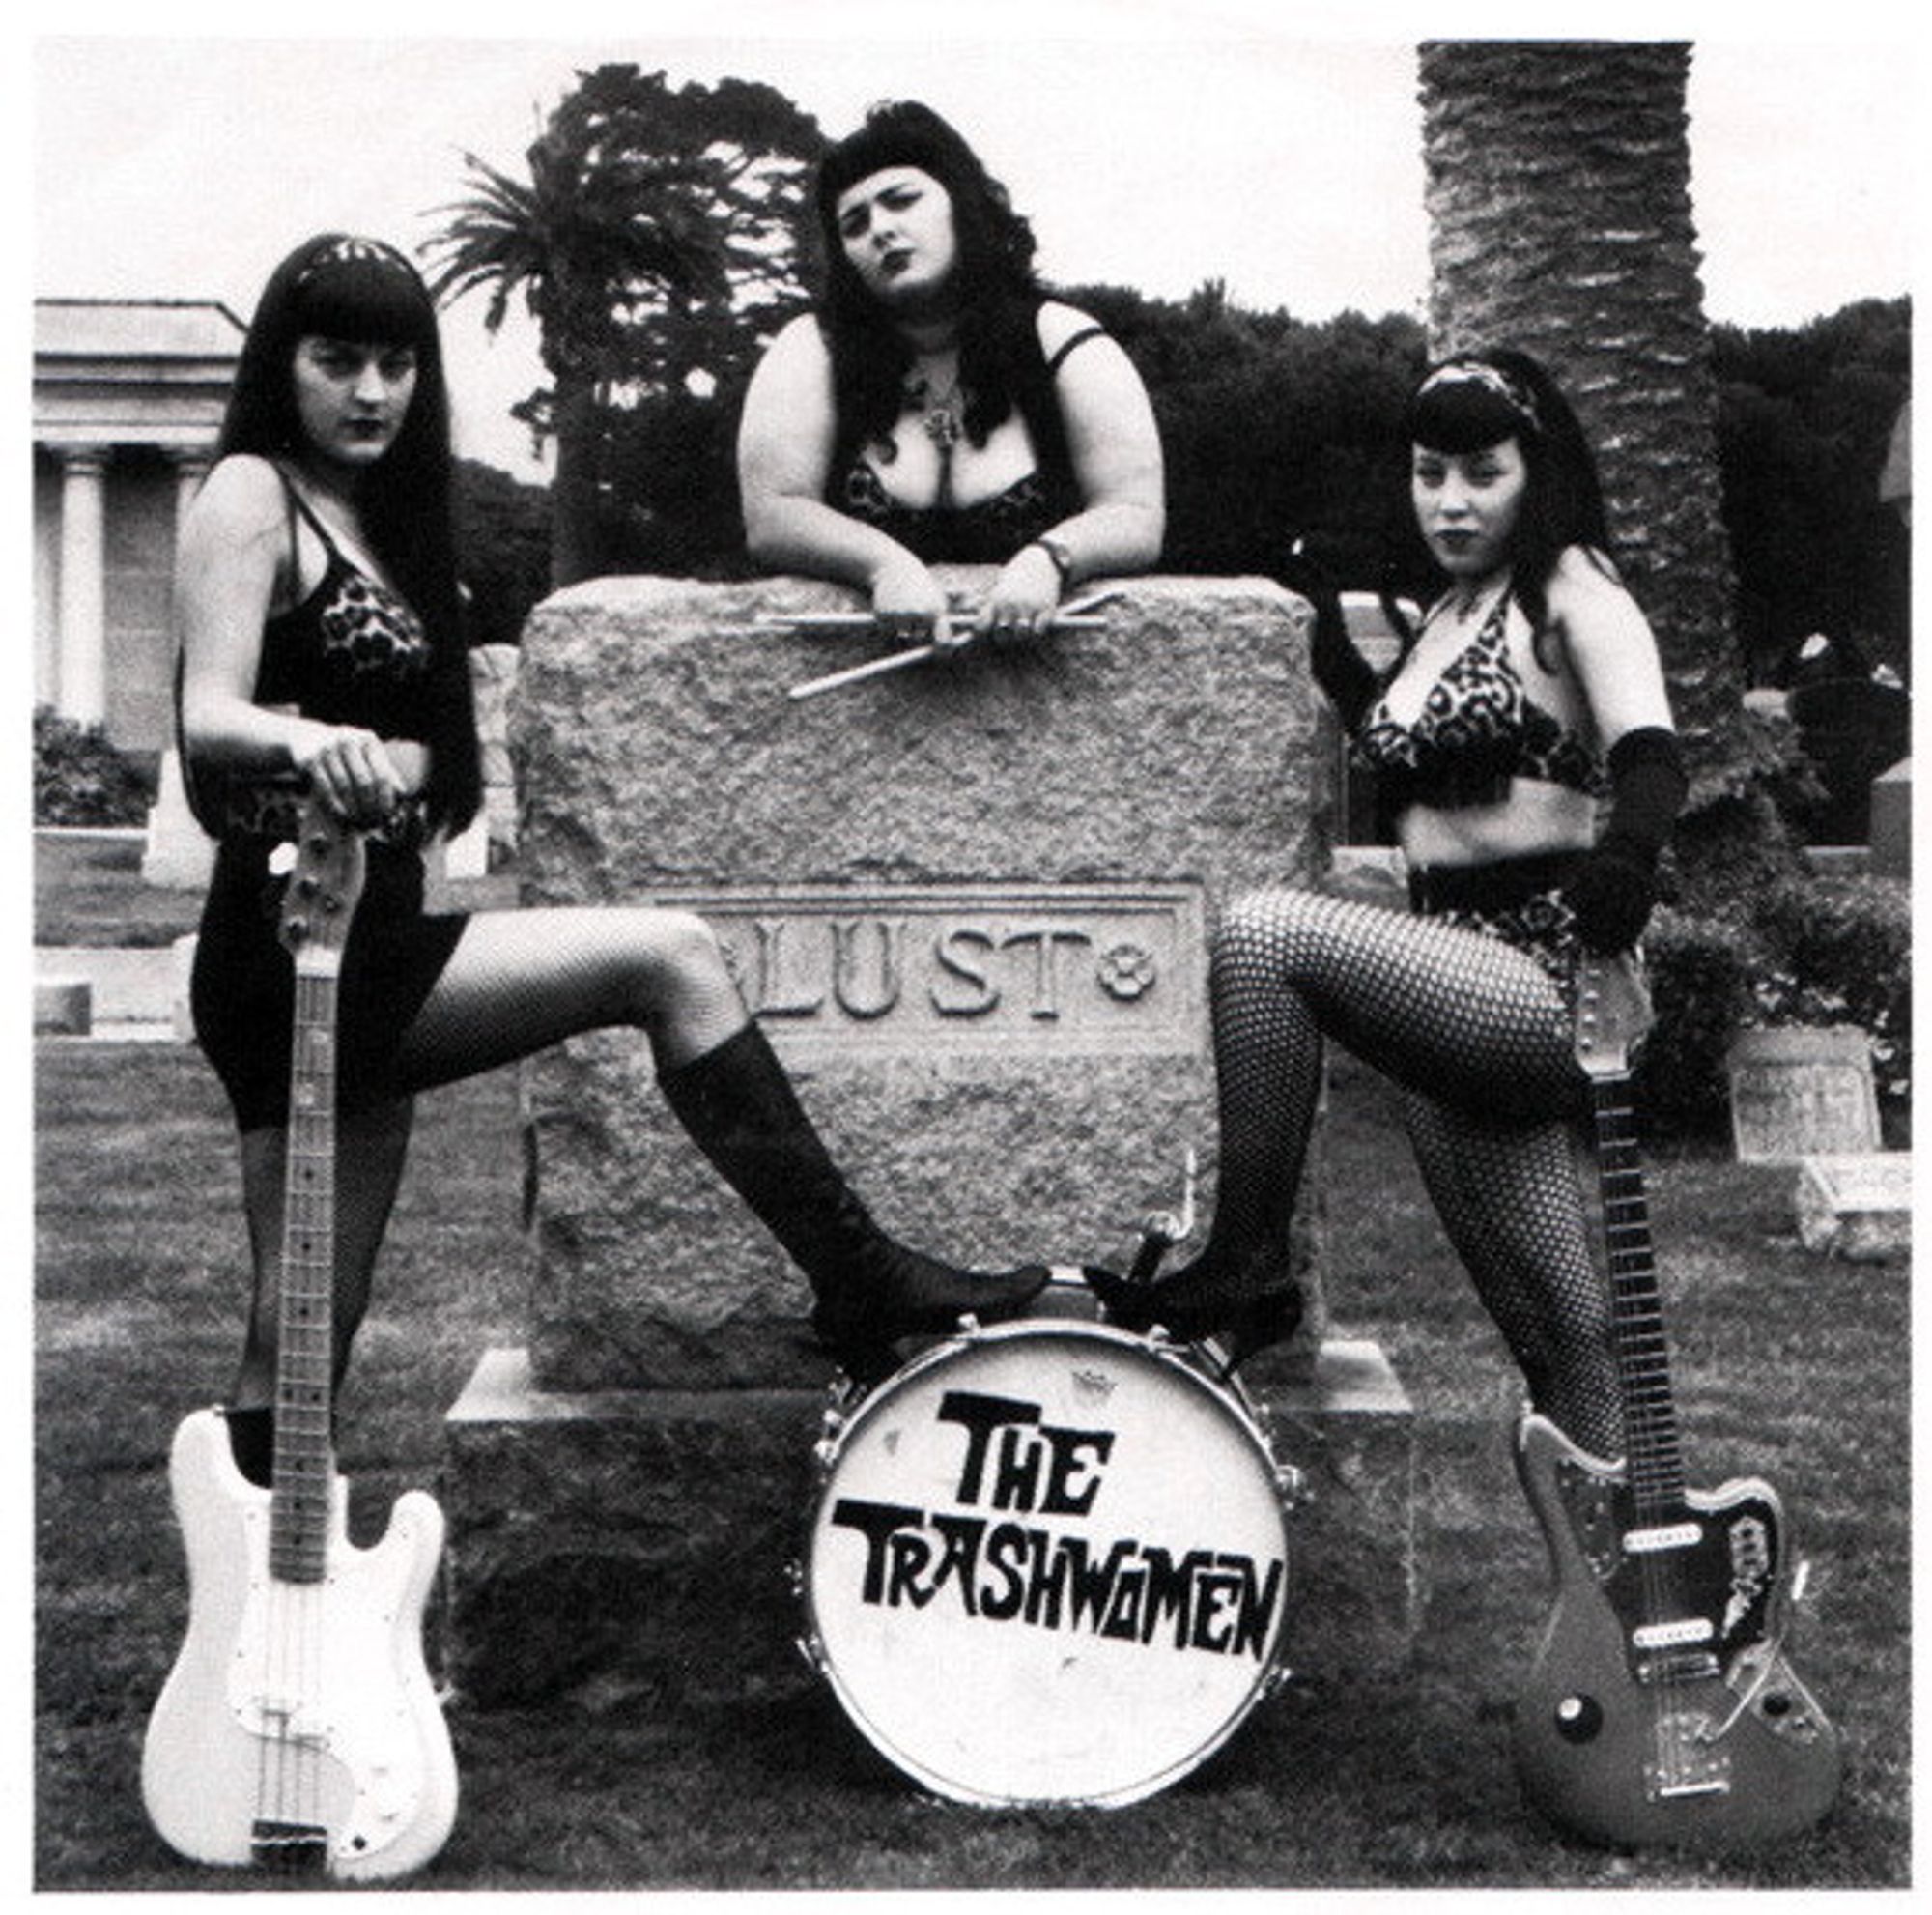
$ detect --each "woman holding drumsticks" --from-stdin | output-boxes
[738,100,1165,655]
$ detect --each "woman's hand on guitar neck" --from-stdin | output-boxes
[293,721,410,830]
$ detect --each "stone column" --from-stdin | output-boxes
[143,455,216,889]
[56,448,108,728]
[443,574,1417,1707]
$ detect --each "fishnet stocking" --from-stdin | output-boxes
[1185,886,1623,1455]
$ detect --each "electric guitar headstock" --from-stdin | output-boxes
[275,796,366,980]
[1573,953,1654,1084]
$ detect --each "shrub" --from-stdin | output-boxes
[1752,872,1911,1120]
[1639,871,1910,1143]
[1638,909,1756,1136]
[33,707,152,826]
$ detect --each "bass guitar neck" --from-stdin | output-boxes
[142,800,458,1879]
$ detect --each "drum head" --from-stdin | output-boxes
[802,1320,1291,1807]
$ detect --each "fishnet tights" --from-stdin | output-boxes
[1192,886,1624,1458]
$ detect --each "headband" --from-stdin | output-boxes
[818,102,973,211]
[1414,358,1542,434]
[295,235,419,288]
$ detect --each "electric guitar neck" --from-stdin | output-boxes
[1509,955,1840,1852]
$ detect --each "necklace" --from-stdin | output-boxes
[905,357,965,509]
[1445,570,1509,625]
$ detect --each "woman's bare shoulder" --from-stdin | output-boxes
[1036,299,1107,352]
[1548,543,1635,612]
[190,454,287,532]
[766,310,833,365]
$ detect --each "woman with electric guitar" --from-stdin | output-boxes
[1086,349,1836,1846]
[147,232,1045,1878]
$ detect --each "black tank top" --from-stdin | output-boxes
[179,465,438,841]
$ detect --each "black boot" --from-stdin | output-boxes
[659,1024,1047,1367]
[1086,1246,1302,1375]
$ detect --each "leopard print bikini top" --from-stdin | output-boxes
[181,464,435,843]
[1351,588,1606,814]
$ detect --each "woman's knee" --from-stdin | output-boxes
[612,908,743,1024]
[638,907,728,983]
[1212,885,1329,976]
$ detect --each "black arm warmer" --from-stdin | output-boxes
[1278,544,1378,730]
[1308,593,1379,732]
[1599,725,1688,866]
[1561,726,1687,954]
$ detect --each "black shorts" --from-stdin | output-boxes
[1406,849,1590,987]
[191,837,468,1131]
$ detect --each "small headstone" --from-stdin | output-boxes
[1727,1026,1881,1163]
[35,978,92,1035]
[140,750,214,890]
[1868,757,1910,878]
[171,934,199,1043]
[1794,1152,1912,1262]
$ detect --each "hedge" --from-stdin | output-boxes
[1642,870,1910,1144]
[33,708,153,827]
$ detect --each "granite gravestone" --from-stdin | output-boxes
[443,572,1419,1704]
[507,571,1330,1387]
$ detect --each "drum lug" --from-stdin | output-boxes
[1262,1659,1296,1699]
[1274,1460,1305,1508]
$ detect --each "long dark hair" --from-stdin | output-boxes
[812,101,1047,458]
[220,233,477,832]
[1384,347,1616,666]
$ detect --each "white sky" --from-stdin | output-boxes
[28,1,1919,478]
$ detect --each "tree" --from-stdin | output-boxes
[425,65,822,586]
[1417,41,1741,759]
[1713,299,1911,684]
[453,458,553,648]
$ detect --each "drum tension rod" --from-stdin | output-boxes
[1125,1148,1198,1287]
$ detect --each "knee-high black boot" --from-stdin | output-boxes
[659,1023,1047,1365]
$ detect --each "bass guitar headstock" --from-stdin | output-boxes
[275,797,366,979]
[1573,953,1654,1083]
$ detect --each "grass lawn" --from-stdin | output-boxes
[34,1039,1909,1890]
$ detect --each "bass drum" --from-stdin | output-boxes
[799,1315,1295,1808]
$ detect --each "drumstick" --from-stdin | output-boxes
[785,592,1122,702]
[773,588,1118,638]
[787,617,1106,702]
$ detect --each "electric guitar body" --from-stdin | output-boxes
[142,800,457,1879]
[1510,954,1840,1853]
[1512,1412,1839,1852]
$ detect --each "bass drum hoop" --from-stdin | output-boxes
[800,1316,1293,1809]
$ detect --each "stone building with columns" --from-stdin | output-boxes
[32,297,244,763]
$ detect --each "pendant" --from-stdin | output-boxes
[923,403,961,451]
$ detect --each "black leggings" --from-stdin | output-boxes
[1196,883,1623,1460]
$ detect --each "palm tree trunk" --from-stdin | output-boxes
[1418,40,1741,750]
[549,372,602,589]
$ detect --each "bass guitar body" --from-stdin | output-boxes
[1512,1411,1840,1853]
[141,1406,457,1879]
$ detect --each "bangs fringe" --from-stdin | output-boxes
[292,253,436,349]
[1404,380,1528,453]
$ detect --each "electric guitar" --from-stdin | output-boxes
[1511,954,1839,1852]
[142,799,458,1878]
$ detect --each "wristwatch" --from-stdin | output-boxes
[1030,533,1075,587]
